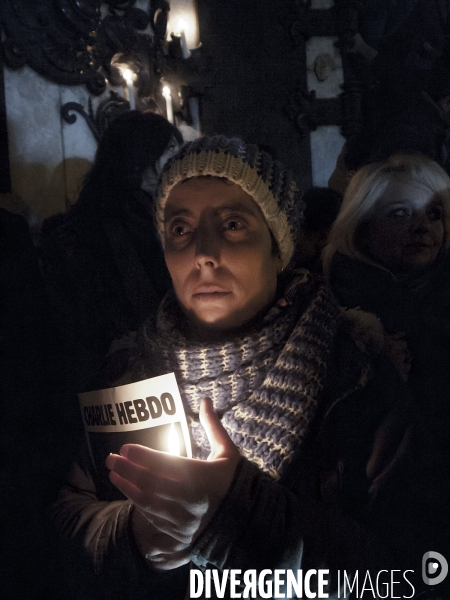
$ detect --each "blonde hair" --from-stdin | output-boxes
[322,153,450,274]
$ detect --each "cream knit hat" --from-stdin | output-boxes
[154,135,303,268]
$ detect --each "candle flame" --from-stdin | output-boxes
[176,17,187,33]
[121,68,134,85]
[162,85,171,99]
[168,11,198,48]
[167,423,180,456]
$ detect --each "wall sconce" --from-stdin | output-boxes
[0,1,210,139]
[168,9,199,55]
[162,8,205,133]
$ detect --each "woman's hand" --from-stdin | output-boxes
[105,398,241,570]
[384,331,412,380]
[130,506,191,570]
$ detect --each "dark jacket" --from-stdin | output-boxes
[0,208,82,600]
[52,300,448,599]
[329,251,450,476]
[39,191,171,392]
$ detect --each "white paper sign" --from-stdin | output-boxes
[78,373,192,498]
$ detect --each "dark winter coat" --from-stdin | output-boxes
[52,278,448,599]
[329,251,450,475]
[40,191,171,391]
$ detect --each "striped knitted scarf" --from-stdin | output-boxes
[132,272,341,480]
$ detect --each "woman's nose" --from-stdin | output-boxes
[195,226,220,268]
[411,211,431,232]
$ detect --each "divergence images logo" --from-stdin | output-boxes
[422,551,448,586]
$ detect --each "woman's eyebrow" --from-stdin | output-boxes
[165,203,259,222]
[164,208,193,222]
[215,203,259,218]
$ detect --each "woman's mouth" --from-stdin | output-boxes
[192,285,232,302]
[193,292,231,301]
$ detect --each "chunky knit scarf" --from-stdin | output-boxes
[130,272,340,480]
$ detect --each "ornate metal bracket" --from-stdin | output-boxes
[0,0,211,130]
[61,91,130,142]
[286,89,341,139]
[286,0,366,142]
[286,89,319,138]
[286,1,342,139]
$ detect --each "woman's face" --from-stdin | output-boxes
[364,179,445,272]
[163,177,282,336]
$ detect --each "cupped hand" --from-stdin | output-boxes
[105,397,241,569]
[130,507,191,570]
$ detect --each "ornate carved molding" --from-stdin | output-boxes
[2,1,104,94]
[0,1,170,94]
[286,0,365,141]
[286,89,341,138]
[0,0,210,128]
[61,91,130,141]
[287,1,342,139]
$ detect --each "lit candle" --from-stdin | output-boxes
[167,422,181,456]
[177,18,190,59]
[122,68,136,110]
[162,86,174,124]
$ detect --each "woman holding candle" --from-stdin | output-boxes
[53,137,448,599]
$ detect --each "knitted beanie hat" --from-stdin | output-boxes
[154,135,303,268]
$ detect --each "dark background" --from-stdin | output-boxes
[197,0,313,189]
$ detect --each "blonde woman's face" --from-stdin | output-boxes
[365,179,445,272]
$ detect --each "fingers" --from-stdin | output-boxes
[109,465,206,542]
[108,468,153,507]
[144,532,189,556]
[106,451,207,504]
[108,467,192,519]
[114,444,188,480]
[105,404,241,550]
[199,397,238,460]
[107,453,156,489]
[131,513,191,571]
[148,550,191,571]
[106,446,199,496]
[134,506,198,545]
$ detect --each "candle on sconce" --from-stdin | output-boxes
[167,422,181,456]
[176,18,191,60]
[162,86,174,124]
[122,68,136,110]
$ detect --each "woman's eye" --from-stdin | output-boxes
[223,218,245,231]
[390,208,410,218]
[170,222,192,236]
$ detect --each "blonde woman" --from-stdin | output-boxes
[324,152,450,475]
